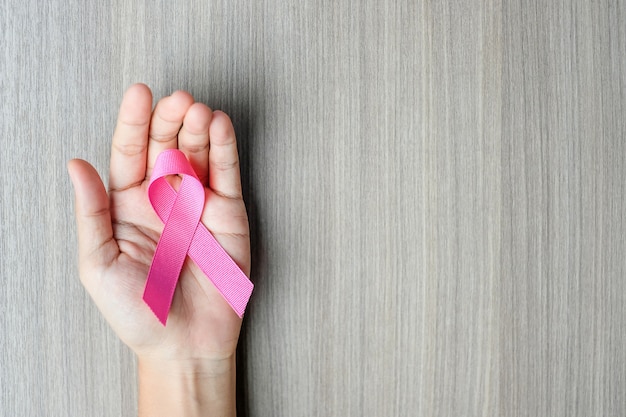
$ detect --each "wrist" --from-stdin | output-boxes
[138,355,236,417]
[139,353,236,377]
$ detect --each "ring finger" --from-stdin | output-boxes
[178,102,212,185]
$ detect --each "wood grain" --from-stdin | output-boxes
[1,0,624,416]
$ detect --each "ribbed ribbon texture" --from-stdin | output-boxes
[143,149,253,325]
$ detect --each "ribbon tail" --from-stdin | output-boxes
[188,224,254,317]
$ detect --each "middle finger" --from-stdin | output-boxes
[146,90,194,177]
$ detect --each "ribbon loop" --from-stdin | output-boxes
[143,149,253,325]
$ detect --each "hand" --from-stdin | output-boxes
[68,84,250,364]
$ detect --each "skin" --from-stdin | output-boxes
[68,83,249,416]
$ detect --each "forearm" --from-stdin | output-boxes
[138,355,237,417]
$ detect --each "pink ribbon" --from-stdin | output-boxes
[143,149,253,325]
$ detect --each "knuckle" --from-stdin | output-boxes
[213,159,239,172]
[181,143,209,154]
[212,189,243,200]
[113,141,146,157]
[148,132,177,143]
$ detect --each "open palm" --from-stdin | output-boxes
[68,84,250,363]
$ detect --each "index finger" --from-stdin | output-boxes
[109,84,153,191]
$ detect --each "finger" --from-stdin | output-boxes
[109,83,153,191]
[208,111,243,199]
[147,90,194,177]
[178,102,212,185]
[67,159,119,284]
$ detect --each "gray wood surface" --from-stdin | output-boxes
[1,0,624,416]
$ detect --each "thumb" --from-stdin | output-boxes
[67,159,119,282]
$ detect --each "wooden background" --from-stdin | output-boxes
[1,0,625,416]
